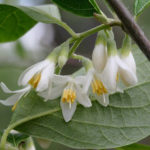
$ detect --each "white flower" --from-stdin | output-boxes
[82,68,110,107]
[92,43,107,73]
[0,59,55,111]
[119,52,137,86]
[18,59,55,92]
[40,75,92,122]
[100,54,137,91]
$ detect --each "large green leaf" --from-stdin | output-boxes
[0,4,61,42]
[1,47,150,149]
[52,0,98,17]
[0,4,36,42]
[118,143,150,150]
[134,0,150,16]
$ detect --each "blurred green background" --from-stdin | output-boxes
[0,0,150,149]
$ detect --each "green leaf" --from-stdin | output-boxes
[10,81,150,149]
[117,143,150,150]
[15,81,150,149]
[0,131,28,147]
[134,0,150,16]
[18,4,61,23]
[0,4,61,42]
[89,0,102,14]
[52,0,98,17]
[0,4,36,43]
[1,47,150,149]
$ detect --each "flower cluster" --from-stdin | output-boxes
[0,30,137,122]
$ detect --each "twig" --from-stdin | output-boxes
[106,0,150,60]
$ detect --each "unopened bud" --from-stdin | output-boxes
[58,41,69,68]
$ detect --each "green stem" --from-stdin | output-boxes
[57,20,78,38]
[0,126,12,150]
[71,54,84,61]
[79,21,121,39]
[69,38,83,56]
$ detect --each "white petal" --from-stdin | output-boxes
[92,44,107,73]
[0,92,25,106]
[52,75,70,85]
[18,59,50,86]
[81,69,94,93]
[39,85,64,101]
[95,94,109,107]
[0,82,31,94]
[117,56,138,86]
[74,76,86,85]
[36,63,54,92]
[76,86,92,107]
[101,56,118,92]
[119,67,137,86]
[121,52,136,73]
[60,100,77,122]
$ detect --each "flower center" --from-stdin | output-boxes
[28,72,41,88]
[91,77,107,96]
[62,84,76,104]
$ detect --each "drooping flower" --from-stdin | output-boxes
[92,30,107,73]
[119,34,137,86]
[82,68,110,107]
[39,75,92,122]
[18,59,55,92]
[0,59,55,111]
[100,38,137,92]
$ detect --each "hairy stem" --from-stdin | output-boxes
[106,0,150,60]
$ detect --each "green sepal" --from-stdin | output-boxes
[121,34,132,57]
[107,38,117,56]
[96,30,107,46]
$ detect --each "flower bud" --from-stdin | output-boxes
[58,41,69,68]
[92,30,107,73]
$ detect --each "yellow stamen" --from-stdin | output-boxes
[28,72,41,88]
[62,88,76,104]
[116,72,119,82]
[12,101,19,111]
[92,77,108,96]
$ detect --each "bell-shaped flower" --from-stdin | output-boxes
[82,68,110,107]
[100,38,137,92]
[0,59,55,111]
[119,52,137,86]
[119,35,137,86]
[92,30,107,73]
[39,75,92,122]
